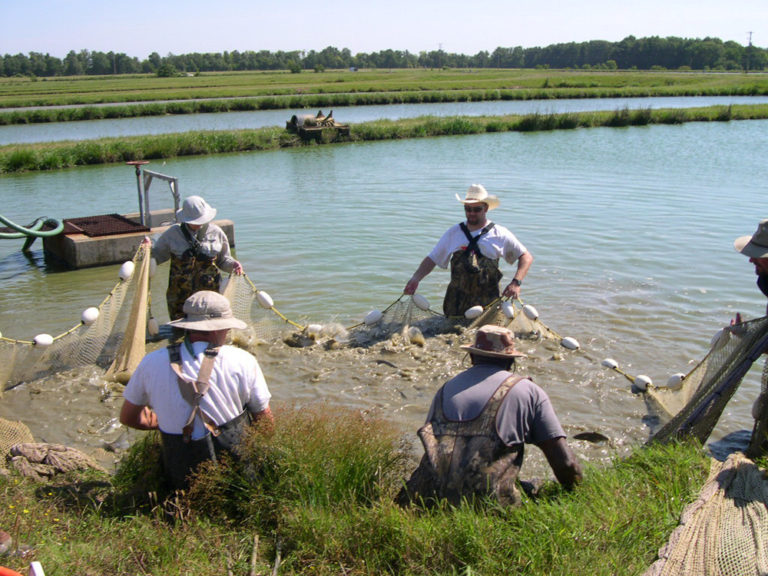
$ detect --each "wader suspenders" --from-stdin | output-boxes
[460,222,495,257]
[179,223,212,261]
[167,343,222,443]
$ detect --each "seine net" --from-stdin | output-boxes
[646,315,768,446]
[0,244,151,394]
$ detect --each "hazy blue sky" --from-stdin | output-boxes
[3,0,765,58]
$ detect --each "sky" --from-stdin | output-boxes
[2,0,765,59]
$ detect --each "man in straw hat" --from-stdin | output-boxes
[733,220,768,457]
[404,184,533,317]
[120,290,272,490]
[734,218,768,316]
[397,324,582,507]
[151,195,244,320]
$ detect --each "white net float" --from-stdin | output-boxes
[561,336,580,350]
[464,305,484,319]
[501,301,515,319]
[364,310,383,325]
[601,358,619,369]
[306,324,323,338]
[666,373,686,387]
[256,290,274,309]
[33,334,54,347]
[119,261,135,281]
[412,294,430,311]
[522,304,539,320]
[147,317,160,336]
[709,327,730,351]
[81,307,100,325]
[634,374,652,391]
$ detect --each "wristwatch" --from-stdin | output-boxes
[511,278,521,287]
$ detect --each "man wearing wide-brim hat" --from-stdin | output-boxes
[120,290,272,490]
[404,184,534,317]
[151,195,244,321]
[733,220,768,458]
[734,218,768,315]
[397,324,582,507]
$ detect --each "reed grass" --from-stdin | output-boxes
[2,104,768,174]
[0,402,720,575]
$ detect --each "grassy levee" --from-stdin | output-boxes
[1,68,767,124]
[2,103,767,174]
[0,403,723,575]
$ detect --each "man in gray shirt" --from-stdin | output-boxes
[398,324,582,507]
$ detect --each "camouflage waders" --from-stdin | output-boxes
[443,222,502,317]
[397,375,524,507]
[166,252,221,321]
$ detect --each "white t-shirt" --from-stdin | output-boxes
[427,222,527,269]
[152,222,237,273]
[124,340,271,439]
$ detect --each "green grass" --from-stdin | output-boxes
[2,104,767,174]
[1,68,767,118]
[0,403,718,575]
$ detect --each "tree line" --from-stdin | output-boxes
[2,36,765,77]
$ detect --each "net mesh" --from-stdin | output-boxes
[0,244,150,394]
[643,452,768,576]
[646,315,768,446]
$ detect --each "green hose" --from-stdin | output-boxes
[0,214,64,251]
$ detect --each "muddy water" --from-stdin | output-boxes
[1,118,767,481]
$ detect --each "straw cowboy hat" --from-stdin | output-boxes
[461,324,527,359]
[734,219,768,258]
[455,184,500,211]
[167,291,247,332]
[177,195,217,226]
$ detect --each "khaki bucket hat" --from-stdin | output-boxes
[734,219,768,259]
[167,291,247,331]
[176,196,217,226]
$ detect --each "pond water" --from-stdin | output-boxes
[3,95,768,145]
[0,111,766,478]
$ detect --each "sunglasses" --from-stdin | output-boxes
[464,206,485,213]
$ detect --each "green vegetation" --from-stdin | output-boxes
[1,68,767,114]
[3,104,767,174]
[0,404,716,575]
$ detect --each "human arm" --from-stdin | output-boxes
[119,400,159,431]
[501,251,533,299]
[537,436,583,489]
[404,257,437,294]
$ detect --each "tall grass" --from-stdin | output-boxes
[0,402,722,575]
[2,104,767,174]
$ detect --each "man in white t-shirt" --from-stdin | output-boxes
[404,184,533,317]
[397,324,582,507]
[120,290,272,490]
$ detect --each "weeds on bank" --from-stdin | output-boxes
[0,402,713,575]
[3,103,768,174]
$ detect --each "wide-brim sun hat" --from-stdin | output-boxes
[461,324,527,359]
[734,219,768,258]
[167,290,247,331]
[176,195,217,226]
[455,184,500,211]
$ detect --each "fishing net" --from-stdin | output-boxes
[643,451,768,576]
[646,315,768,446]
[0,417,34,461]
[0,243,151,393]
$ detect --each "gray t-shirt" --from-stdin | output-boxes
[427,364,566,446]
